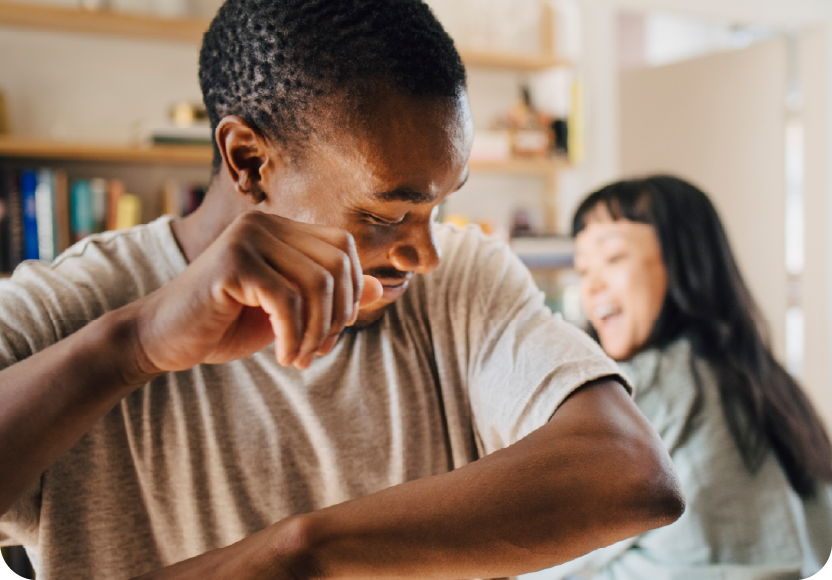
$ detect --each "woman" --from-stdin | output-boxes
[536,175,832,580]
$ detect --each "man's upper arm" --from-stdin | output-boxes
[540,378,685,541]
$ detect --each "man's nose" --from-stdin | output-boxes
[388,220,441,274]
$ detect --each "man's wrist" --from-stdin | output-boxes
[96,305,164,392]
[265,515,330,580]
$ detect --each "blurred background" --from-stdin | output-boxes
[0,0,829,483]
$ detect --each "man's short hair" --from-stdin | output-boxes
[199,0,467,169]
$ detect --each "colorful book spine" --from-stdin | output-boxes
[91,178,107,233]
[114,193,141,230]
[53,170,70,255]
[0,165,9,273]
[6,169,23,270]
[70,179,95,243]
[34,168,55,262]
[106,179,125,231]
[20,169,39,261]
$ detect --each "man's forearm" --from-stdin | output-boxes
[140,379,683,580]
[288,380,682,579]
[0,304,156,516]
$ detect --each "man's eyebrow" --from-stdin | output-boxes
[373,169,470,204]
[374,188,435,204]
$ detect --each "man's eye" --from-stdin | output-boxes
[365,213,404,226]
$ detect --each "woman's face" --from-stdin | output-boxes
[574,209,668,361]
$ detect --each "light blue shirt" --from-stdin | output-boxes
[523,338,832,580]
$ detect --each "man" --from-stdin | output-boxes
[0,1,684,578]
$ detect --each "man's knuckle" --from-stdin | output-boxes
[314,271,334,294]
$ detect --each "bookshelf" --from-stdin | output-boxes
[0,137,212,164]
[0,0,570,70]
[0,0,572,273]
[0,136,564,176]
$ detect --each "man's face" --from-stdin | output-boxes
[260,90,474,326]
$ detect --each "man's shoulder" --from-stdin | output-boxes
[3,216,187,324]
[51,215,185,275]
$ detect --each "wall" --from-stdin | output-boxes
[801,28,831,426]
[0,0,564,236]
[620,38,789,362]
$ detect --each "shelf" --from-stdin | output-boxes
[0,0,207,42]
[460,50,568,71]
[0,137,568,174]
[0,1,569,70]
[468,157,566,177]
[0,137,212,164]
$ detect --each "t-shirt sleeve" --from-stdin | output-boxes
[428,225,627,455]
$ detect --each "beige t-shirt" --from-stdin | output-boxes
[0,217,623,579]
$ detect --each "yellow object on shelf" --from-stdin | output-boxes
[443,214,469,228]
[115,193,141,230]
[567,80,584,166]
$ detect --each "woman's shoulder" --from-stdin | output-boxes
[619,336,720,451]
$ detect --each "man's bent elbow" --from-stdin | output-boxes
[618,436,685,538]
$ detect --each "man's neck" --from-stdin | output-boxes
[171,172,250,264]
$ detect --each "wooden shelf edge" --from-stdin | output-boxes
[0,137,212,164]
[460,49,570,71]
[0,2,571,68]
[0,138,567,174]
[469,157,567,176]
[0,0,208,43]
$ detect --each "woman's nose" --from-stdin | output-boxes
[388,221,441,274]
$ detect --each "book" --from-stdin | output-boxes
[20,169,39,260]
[71,179,95,243]
[90,178,107,233]
[53,170,71,255]
[6,168,23,270]
[106,179,125,231]
[114,193,141,230]
[34,168,55,262]
[0,165,9,272]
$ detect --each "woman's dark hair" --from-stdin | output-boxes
[572,174,832,498]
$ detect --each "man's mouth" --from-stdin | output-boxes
[365,268,412,301]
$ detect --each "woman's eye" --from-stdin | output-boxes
[607,253,626,264]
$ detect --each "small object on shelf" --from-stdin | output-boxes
[552,119,568,156]
[146,124,212,146]
[170,102,208,127]
[513,129,550,158]
[79,0,109,11]
[442,214,469,228]
[492,85,555,159]
[469,130,511,162]
[510,235,575,268]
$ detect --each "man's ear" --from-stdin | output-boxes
[215,116,280,205]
